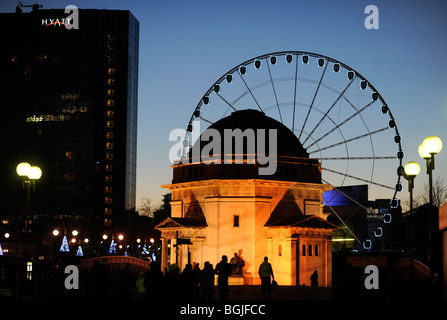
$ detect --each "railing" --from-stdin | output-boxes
[78,255,151,278]
[394,258,439,282]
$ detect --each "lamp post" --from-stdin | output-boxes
[418,136,443,206]
[403,161,420,282]
[404,161,420,214]
[16,162,42,205]
[16,162,42,271]
[418,136,442,275]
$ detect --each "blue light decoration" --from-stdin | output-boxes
[108,240,116,254]
[0,243,3,256]
[142,243,149,255]
[76,245,83,257]
[60,235,70,252]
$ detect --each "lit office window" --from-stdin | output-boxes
[106,121,114,128]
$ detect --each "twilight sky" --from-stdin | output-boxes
[2,0,446,209]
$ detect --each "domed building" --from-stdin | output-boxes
[156,110,337,286]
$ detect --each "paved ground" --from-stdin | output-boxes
[215,285,332,300]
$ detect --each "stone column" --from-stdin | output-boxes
[325,236,333,287]
[161,237,168,274]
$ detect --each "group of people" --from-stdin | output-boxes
[83,254,279,300]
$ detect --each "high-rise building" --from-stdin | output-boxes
[0,8,138,231]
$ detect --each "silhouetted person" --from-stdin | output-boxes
[200,261,215,300]
[144,261,164,299]
[193,263,201,299]
[215,255,232,300]
[94,259,111,299]
[258,256,274,300]
[180,263,195,299]
[135,271,147,298]
[117,263,134,299]
[311,270,319,287]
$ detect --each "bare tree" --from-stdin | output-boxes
[403,176,447,212]
[138,196,161,218]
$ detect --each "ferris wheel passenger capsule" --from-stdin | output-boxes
[347,70,355,80]
[318,58,325,67]
[361,80,368,89]
[285,54,293,63]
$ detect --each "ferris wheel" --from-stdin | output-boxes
[182,51,404,250]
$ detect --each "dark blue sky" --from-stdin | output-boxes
[2,0,446,206]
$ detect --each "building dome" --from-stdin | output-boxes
[173,109,322,184]
[200,109,309,158]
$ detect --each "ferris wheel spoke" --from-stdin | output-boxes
[323,199,362,244]
[305,100,375,149]
[322,167,394,190]
[199,116,213,125]
[265,57,283,123]
[302,78,355,146]
[308,126,389,154]
[298,62,328,140]
[292,55,299,133]
[237,70,263,112]
[216,92,238,112]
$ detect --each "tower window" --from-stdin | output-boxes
[233,215,240,227]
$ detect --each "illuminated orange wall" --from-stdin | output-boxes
[162,178,333,286]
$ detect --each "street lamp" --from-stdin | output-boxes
[404,161,420,212]
[16,162,42,204]
[403,161,420,278]
[16,162,42,262]
[418,136,442,274]
[418,136,443,206]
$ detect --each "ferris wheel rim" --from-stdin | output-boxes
[182,51,404,248]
